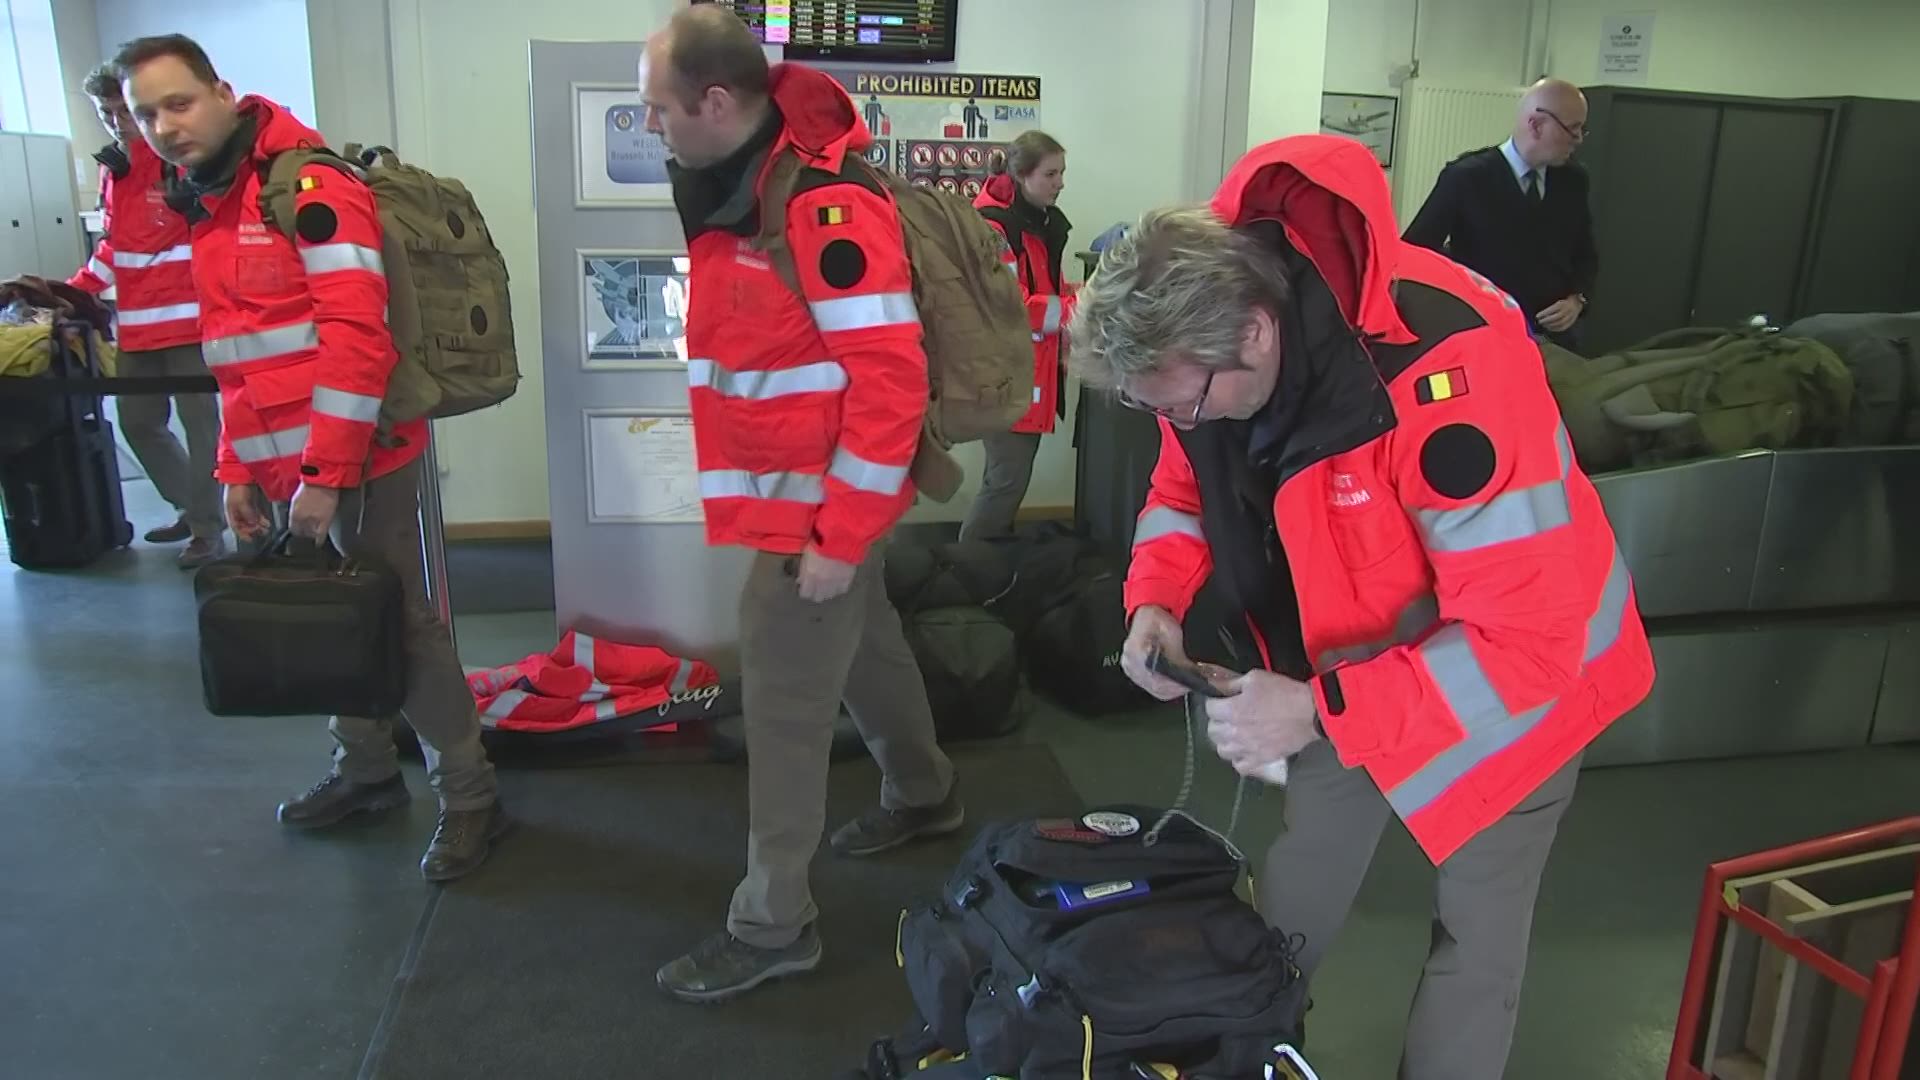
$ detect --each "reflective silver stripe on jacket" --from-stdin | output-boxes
[671,658,696,695]
[1384,545,1635,819]
[1040,295,1063,335]
[687,358,847,400]
[1315,593,1440,672]
[119,301,200,326]
[698,469,827,504]
[203,321,318,367]
[1414,421,1578,554]
[480,689,529,726]
[1132,506,1205,548]
[809,291,919,333]
[1415,482,1571,553]
[311,386,383,424]
[230,425,309,463]
[87,256,115,284]
[575,633,613,703]
[828,448,909,496]
[112,243,192,269]
[299,243,384,276]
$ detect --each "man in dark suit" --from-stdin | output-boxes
[1404,78,1598,353]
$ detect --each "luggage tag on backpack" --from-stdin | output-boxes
[1033,817,1109,844]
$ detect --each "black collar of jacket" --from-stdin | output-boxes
[666,106,786,240]
[93,143,131,180]
[162,112,258,224]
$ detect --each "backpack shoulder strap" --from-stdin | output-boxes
[976,205,1034,293]
[755,148,891,296]
[255,146,360,240]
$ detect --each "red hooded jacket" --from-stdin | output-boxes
[674,65,928,565]
[68,138,200,351]
[1125,136,1654,864]
[973,173,1073,434]
[176,97,420,502]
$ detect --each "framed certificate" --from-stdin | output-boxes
[583,408,703,524]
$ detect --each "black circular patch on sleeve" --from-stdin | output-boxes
[819,239,868,290]
[1420,423,1497,501]
[295,202,339,244]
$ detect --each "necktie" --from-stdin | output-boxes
[1525,171,1544,204]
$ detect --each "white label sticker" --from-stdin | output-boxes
[1081,811,1140,837]
[1083,879,1137,900]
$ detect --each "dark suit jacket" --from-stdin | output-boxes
[1402,146,1599,321]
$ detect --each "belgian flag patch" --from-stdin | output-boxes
[1414,367,1470,405]
[297,175,323,192]
[816,204,851,226]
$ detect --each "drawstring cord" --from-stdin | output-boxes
[1144,626,1254,852]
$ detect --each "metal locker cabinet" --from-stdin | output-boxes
[22,133,84,277]
[0,134,45,281]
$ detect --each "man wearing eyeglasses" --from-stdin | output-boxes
[1075,133,1653,1079]
[1404,78,1598,353]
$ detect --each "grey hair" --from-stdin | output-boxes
[1067,206,1290,392]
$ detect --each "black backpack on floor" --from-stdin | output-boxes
[881,806,1307,1079]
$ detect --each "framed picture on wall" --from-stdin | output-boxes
[579,249,692,370]
[573,81,674,207]
[1319,92,1399,169]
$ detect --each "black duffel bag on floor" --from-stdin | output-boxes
[869,806,1308,1079]
[902,605,1024,742]
[194,531,407,717]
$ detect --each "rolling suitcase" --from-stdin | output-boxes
[0,324,134,569]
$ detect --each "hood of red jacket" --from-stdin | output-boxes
[1213,135,1415,346]
[973,172,1016,210]
[769,64,868,172]
[237,95,329,163]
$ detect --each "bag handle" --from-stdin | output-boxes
[250,529,345,574]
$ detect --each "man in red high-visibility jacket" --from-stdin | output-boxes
[118,33,507,881]
[642,6,958,1004]
[68,62,224,566]
[1070,135,1654,1079]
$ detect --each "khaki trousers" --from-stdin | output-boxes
[726,543,953,948]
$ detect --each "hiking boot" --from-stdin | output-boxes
[276,772,411,829]
[420,803,512,882]
[656,924,822,1004]
[829,785,964,857]
[144,518,191,544]
[178,535,226,569]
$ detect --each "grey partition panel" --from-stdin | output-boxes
[531,40,753,671]
[1749,448,1920,611]
[1690,103,1833,329]
[21,134,85,276]
[1582,97,1719,352]
[1585,620,1886,767]
[0,136,44,279]
[1593,452,1771,618]
[1872,622,1920,746]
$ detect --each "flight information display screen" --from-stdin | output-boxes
[693,1,959,63]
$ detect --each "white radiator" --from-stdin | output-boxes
[1392,84,1526,229]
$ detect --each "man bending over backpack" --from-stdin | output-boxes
[117,34,508,881]
[643,6,961,1003]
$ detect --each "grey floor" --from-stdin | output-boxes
[3,480,1917,1079]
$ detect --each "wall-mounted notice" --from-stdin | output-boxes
[1598,13,1656,84]
[831,70,1042,201]
[585,411,703,524]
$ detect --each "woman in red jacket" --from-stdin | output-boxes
[964,131,1072,540]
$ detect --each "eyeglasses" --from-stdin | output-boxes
[1535,108,1590,141]
[1118,368,1216,426]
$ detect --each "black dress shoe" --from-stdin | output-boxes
[277,773,411,829]
[420,803,511,882]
